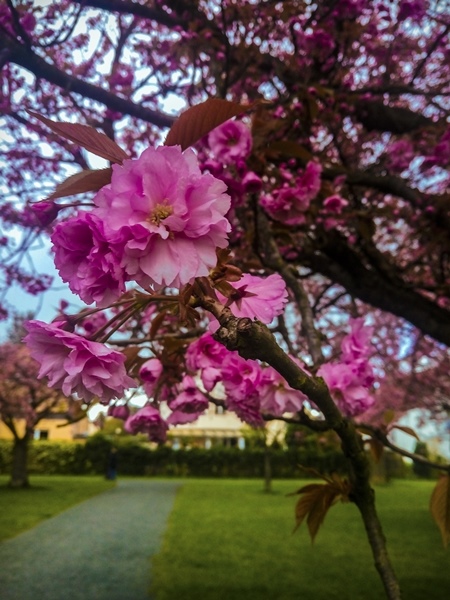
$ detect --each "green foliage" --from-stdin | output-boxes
[413,442,433,479]
[0,437,350,478]
[369,449,409,484]
[0,475,115,542]
[152,480,450,600]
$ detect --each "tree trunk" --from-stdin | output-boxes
[263,444,272,493]
[9,434,31,488]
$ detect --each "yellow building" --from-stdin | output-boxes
[0,414,97,441]
[167,404,247,449]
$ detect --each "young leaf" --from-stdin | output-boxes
[164,98,252,150]
[267,140,313,162]
[122,346,141,372]
[430,474,450,548]
[390,425,420,441]
[290,477,351,543]
[47,168,112,200]
[368,437,385,463]
[27,111,129,164]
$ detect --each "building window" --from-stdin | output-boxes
[33,430,49,440]
[215,405,225,415]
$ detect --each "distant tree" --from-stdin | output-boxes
[7,312,35,344]
[412,441,433,479]
[0,343,79,487]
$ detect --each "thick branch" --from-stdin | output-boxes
[2,37,175,128]
[354,100,435,134]
[362,425,450,474]
[72,0,183,28]
[302,233,450,347]
[254,207,324,365]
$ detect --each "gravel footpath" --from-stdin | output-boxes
[0,479,180,600]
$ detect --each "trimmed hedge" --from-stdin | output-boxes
[0,435,351,478]
[0,435,409,479]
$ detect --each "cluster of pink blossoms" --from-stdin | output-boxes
[115,329,307,441]
[260,161,322,225]
[317,319,376,417]
[52,145,232,303]
[24,321,136,404]
[204,120,265,215]
[22,129,378,440]
[186,333,307,426]
[208,120,252,165]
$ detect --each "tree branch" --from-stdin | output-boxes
[2,36,175,128]
[195,300,401,600]
[72,0,183,28]
[300,232,450,347]
[361,424,450,474]
[254,207,324,365]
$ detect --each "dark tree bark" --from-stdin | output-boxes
[9,432,32,488]
[263,444,272,493]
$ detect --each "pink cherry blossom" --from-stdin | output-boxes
[108,404,130,420]
[317,319,376,417]
[221,354,265,426]
[227,391,264,427]
[317,362,374,417]
[166,410,201,425]
[186,333,265,426]
[186,333,228,371]
[260,161,322,225]
[29,201,60,228]
[216,273,288,324]
[299,161,322,198]
[93,145,231,289]
[323,195,349,213]
[23,320,136,403]
[259,366,306,416]
[208,120,252,164]
[51,212,126,307]
[139,358,164,397]
[167,375,208,424]
[124,405,168,442]
[260,186,309,226]
[341,318,374,361]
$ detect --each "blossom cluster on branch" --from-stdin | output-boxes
[22,122,377,443]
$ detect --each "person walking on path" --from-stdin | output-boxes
[0,479,180,600]
[106,446,118,480]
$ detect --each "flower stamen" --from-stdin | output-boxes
[149,202,173,226]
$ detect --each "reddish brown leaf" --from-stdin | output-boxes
[149,310,168,340]
[164,98,252,150]
[390,425,420,441]
[268,140,313,162]
[121,346,141,371]
[27,111,129,164]
[306,486,340,542]
[46,168,112,200]
[368,438,385,463]
[430,474,450,548]
[291,477,351,543]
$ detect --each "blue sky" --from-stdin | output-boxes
[0,242,81,342]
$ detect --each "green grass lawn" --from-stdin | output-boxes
[0,475,115,542]
[151,479,450,600]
